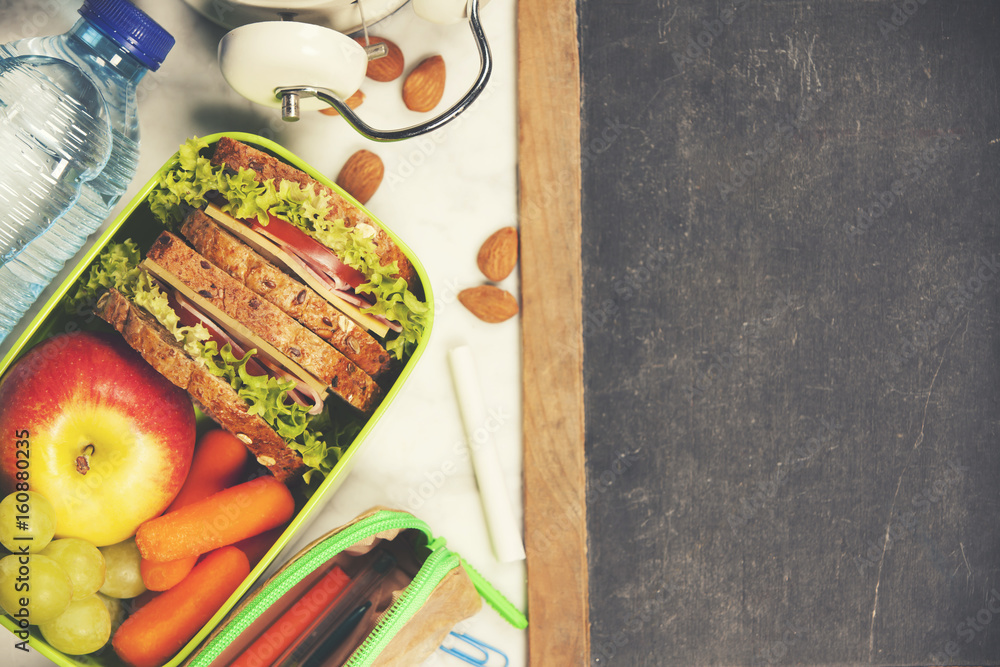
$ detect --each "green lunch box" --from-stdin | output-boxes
[0,132,434,667]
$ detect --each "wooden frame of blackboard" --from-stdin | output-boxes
[518,0,589,663]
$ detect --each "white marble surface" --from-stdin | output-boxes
[0,0,526,665]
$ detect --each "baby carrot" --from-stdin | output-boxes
[139,429,248,590]
[113,546,249,667]
[140,555,197,592]
[136,476,295,563]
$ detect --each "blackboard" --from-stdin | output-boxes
[579,1,1000,665]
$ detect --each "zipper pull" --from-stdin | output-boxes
[460,559,528,629]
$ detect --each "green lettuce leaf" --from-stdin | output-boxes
[147,137,429,360]
[65,240,211,357]
[202,343,355,484]
[65,239,142,308]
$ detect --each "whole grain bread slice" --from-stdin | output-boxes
[179,209,393,380]
[94,288,306,482]
[209,136,420,295]
[146,231,384,414]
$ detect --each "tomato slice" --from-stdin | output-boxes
[249,214,367,288]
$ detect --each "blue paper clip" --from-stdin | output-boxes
[439,631,509,666]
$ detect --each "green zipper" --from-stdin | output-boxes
[461,559,529,630]
[345,546,460,666]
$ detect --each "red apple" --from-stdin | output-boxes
[0,331,195,546]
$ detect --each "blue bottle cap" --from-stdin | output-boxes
[78,0,175,71]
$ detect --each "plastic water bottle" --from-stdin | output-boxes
[0,0,173,343]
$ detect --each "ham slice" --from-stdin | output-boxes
[245,214,403,334]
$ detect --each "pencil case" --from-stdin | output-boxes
[183,508,527,667]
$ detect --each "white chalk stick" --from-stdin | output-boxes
[448,345,526,563]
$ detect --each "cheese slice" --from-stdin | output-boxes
[140,258,330,399]
[203,204,391,338]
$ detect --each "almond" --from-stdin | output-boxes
[319,90,365,116]
[458,285,519,323]
[354,36,404,82]
[477,227,518,282]
[402,55,446,112]
[336,150,383,205]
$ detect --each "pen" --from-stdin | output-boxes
[300,601,372,667]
